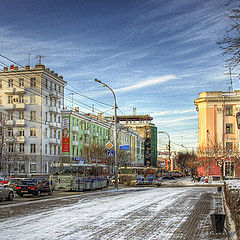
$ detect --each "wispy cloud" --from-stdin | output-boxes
[151,109,195,116]
[155,116,198,125]
[114,75,177,92]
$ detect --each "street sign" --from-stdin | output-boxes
[120,145,130,150]
[107,150,114,157]
[105,141,114,149]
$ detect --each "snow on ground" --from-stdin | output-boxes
[0,187,218,240]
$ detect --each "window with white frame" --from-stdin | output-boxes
[30,144,36,153]
[19,95,24,103]
[8,95,13,104]
[8,112,13,120]
[58,146,61,155]
[45,144,48,154]
[19,78,24,87]
[45,112,48,122]
[18,128,24,136]
[44,162,48,174]
[30,162,36,173]
[8,128,13,137]
[30,94,36,104]
[8,79,13,87]
[19,111,24,119]
[19,143,24,153]
[30,78,36,87]
[45,128,48,138]
[8,143,14,152]
[30,127,36,137]
[18,162,25,174]
[30,111,36,121]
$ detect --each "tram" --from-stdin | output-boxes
[50,163,111,191]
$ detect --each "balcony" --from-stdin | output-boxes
[72,126,79,132]
[84,130,90,135]
[72,140,78,146]
[15,87,25,94]
[49,91,60,99]
[49,106,57,112]
[4,104,15,110]
[4,87,15,95]
[6,120,15,126]
[15,119,25,127]
[16,136,25,143]
[15,103,26,110]
[49,122,57,128]
[49,138,57,144]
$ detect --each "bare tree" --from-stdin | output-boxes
[0,112,19,176]
[217,1,240,69]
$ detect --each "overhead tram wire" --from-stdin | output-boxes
[0,53,113,108]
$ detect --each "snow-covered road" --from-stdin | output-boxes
[0,187,225,240]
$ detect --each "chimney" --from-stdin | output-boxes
[75,107,79,112]
[10,65,14,70]
[3,67,8,72]
[14,66,18,70]
[25,65,30,70]
[50,71,54,74]
[35,64,45,69]
[54,73,58,77]
[46,68,50,71]
[59,76,63,79]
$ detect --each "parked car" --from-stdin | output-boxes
[159,176,176,181]
[16,178,53,197]
[0,183,14,201]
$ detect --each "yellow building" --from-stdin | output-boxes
[194,91,240,179]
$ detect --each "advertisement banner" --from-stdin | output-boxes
[62,118,70,152]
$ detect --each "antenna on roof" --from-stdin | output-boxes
[224,66,237,92]
[35,55,45,65]
[133,106,137,115]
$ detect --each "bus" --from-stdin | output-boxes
[50,163,111,191]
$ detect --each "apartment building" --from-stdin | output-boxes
[194,91,240,179]
[61,108,145,166]
[0,64,66,176]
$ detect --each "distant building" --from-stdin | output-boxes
[194,91,240,179]
[110,114,157,167]
[61,109,145,166]
[0,65,66,176]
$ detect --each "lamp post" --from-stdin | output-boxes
[94,79,118,190]
[159,131,171,174]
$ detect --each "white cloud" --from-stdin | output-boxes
[155,116,198,125]
[114,75,177,92]
[151,109,195,116]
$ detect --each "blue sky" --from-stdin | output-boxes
[0,0,238,151]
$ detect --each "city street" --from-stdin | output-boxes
[0,187,227,240]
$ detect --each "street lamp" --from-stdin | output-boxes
[94,78,118,190]
[159,131,171,174]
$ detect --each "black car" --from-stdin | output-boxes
[16,178,53,197]
[159,176,176,181]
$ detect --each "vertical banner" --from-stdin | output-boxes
[62,117,70,152]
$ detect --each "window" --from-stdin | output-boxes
[50,81,52,90]
[46,79,48,89]
[50,128,53,138]
[19,162,25,174]
[19,111,24,119]
[54,114,56,122]
[224,162,235,177]
[0,79,2,88]
[8,96,13,104]
[58,146,61,155]
[45,128,48,138]
[58,130,60,139]
[8,143,14,152]
[19,143,24,153]
[8,112,13,120]
[226,142,233,152]
[226,105,233,116]
[54,145,56,155]
[45,144,48,154]
[50,145,52,155]
[44,162,48,174]
[58,116,61,123]
[8,128,13,137]
[30,162,36,173]
[226,123,233,134]
[8,79,13,87]
[30,144,36,153]
[19,95,24,103]
[45,112,48,122]
[30,78,36,87]
[54,129,56,138]
[30,94,36,104]
[30,111,36,121]
[19,78,24,87]
[19,128,24,136]
[55,83,57,91]
[0,96,2,105]
[45,96,48,105]
[30,128,36,137]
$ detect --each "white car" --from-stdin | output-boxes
[0,183,14,201]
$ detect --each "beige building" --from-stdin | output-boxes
[194,91,240,178]
[0,64,66,176]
